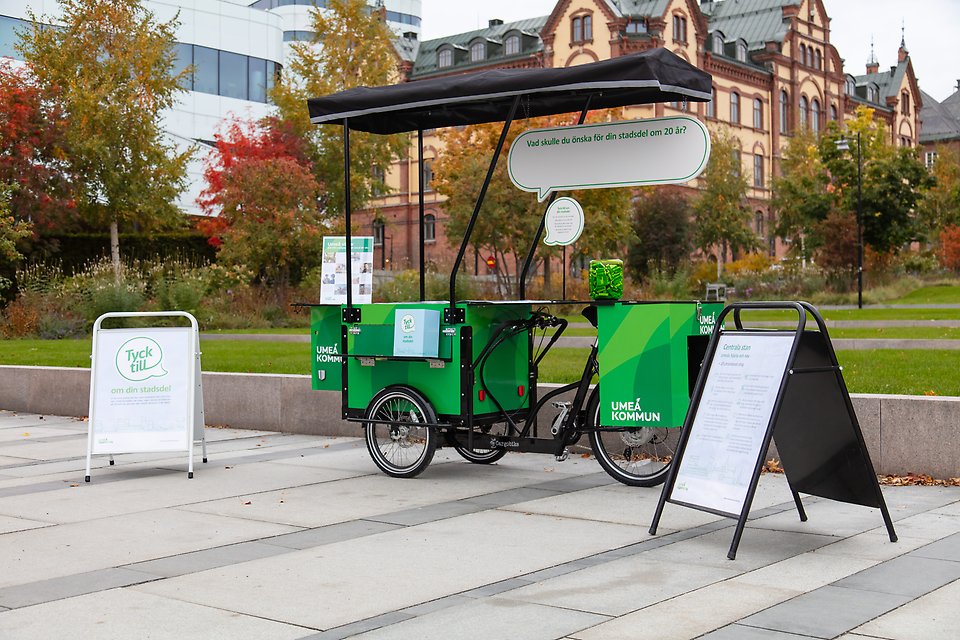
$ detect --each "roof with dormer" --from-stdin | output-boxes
[920,90,960,144]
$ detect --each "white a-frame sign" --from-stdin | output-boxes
[85,312,207,481]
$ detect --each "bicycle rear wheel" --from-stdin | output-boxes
[587,386,675,487]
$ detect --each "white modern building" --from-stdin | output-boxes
[0,0,422,214]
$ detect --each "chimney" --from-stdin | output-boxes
[489,18,504,27]
[866,61,879,74]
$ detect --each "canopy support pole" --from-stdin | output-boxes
[418,129,426,302]
[343,119,360,323]
[446,95,521,324]
[518,95,593,300]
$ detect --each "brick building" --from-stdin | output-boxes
[366,0,923,273]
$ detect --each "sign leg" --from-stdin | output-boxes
[791,487,808,522]
[202,435,208,464]
[879,498,898,543]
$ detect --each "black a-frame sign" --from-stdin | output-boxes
[650,301,897,560]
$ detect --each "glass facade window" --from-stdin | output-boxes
[0,15,27,59]
[504,35,519,55]
[283,31,316,42]
[219,50,247,100]
[173,42,193,91]
[193,46,219,95]
[248,56,267,103]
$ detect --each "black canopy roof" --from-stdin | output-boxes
[307,48,712,134]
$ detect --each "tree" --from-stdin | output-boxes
[0,62,72,230]
[214,157,324,303]
[919,146,960,240]
[0,186,34,296]
[692,128,758,277]
[271,0,406,219]
[627,187,692,279]
[18,0,190,280]
[771,127,833,255]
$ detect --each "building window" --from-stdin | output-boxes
[248,56,267,103]
[193,46,219,95]
[712,32,724,54]
[730,92,740,124]
[753,98,763,129]
[372,165,385,185]
[799,95,809,129]
[902,91,911,115]
[572,14,593,42]
[779,90,789,134]
[373,220,385,246]
[810,98,821,134]
[470,41,485,62]
[830,103,838,121]
[736,40,747,62]
[219,51,248,100]
[438,48,453,68]
[815,49,822,70]
[753,155,764,188]
[422,160,434,192]
[583,14,593,41]
[925,151,939,168]
[845,76,856,95]
[573,17,582,42]
[731,149,741,176]
[867,85,879,103]
[799,43,806,64]
[173,43,193,91]
[706,87,716,118]
[504,35,520,55]
[626,19,646,34]
[755,211,764,235]
[672,15,687,43]
[424,213,436,243]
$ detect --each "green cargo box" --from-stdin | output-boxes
[596,301,722,428]
[311,302,533,422]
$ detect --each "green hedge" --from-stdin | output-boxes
[25,232,217,274]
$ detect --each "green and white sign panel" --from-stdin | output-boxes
[544,197,584,246]
[321,236,375,304]
[508,116,710,201]
[85,312,206,481]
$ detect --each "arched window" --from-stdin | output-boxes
[422,160,434,192]
[730,92,740,124]
[470,41,485,62]
[901,91,911,115]
[779,90,789,134]
[572,16,583,42]
[799,95,809,129]
[438,48,452,68]
[799,43,806,64]
[373,220,385,246]
[845,76,856,95]
[753,98,763,129]
[504,35,520,55]
[830,103,838,121]
[815,49,822,70]
[712,32,724,53]
[736,40,747,62]
[755,211,765,235]
[810,98,821,134]
[424,213,436,243]
[583,14,593,40]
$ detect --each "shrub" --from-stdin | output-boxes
[939,226,960,272]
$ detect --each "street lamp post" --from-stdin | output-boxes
[836,132,863,309]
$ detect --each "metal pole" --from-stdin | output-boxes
[448,95,521,322]
[344,120,353,311]
[418,129,426,301]
[856,132,863,310]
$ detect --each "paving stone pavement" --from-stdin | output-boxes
[0,409,958,639]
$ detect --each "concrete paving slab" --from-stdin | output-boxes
[0,460,361,524]
[731,550,876,593]
[502,556,739,616]
[0,508,299,589]
[0,426,84,442]
[815,529,933,561]
[738,585,911,638]
[748,498,894,538]
[571,581,799,640]
[179,464,584,529]
[875,511,960,541]
[853,578,960,640]
[0,413,85,429]
[0,513,52,534]
[134,509,643,630]
[641,527,837,571]
[352,598,610,640]
[699,625,817,639]
[908,531,960,562]
[832,554,960,596]
[0,567,159,609]
[0,588,309,640]
[124,541,290,578]
[263,519,404,551]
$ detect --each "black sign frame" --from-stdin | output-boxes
[649,301,897,560]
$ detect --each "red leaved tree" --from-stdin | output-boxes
[939,225,960,272]
[0,61,73,230]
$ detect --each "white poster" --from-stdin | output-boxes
[508,116,710,201]
[320,236,375,304]
[90,327,194,454]
[671,333,794,516]
[543,197,584,246]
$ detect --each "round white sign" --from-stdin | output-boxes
[544,197,585,246]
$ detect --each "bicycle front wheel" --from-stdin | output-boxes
[364,386,437,478]
[587,386,675,487]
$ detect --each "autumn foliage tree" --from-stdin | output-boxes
[0,62,72,230]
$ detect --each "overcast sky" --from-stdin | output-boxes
[419,0,959,102]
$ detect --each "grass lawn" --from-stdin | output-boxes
[829,327,960,340]
[4,339,954,396]
[890,285,960,305]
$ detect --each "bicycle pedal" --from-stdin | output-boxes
[555,449,569,462]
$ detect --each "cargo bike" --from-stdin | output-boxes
[305,49,719,486]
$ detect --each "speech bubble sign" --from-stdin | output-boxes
[508,116,711,201]
[544,197,584,246]
[115,337,168,382]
